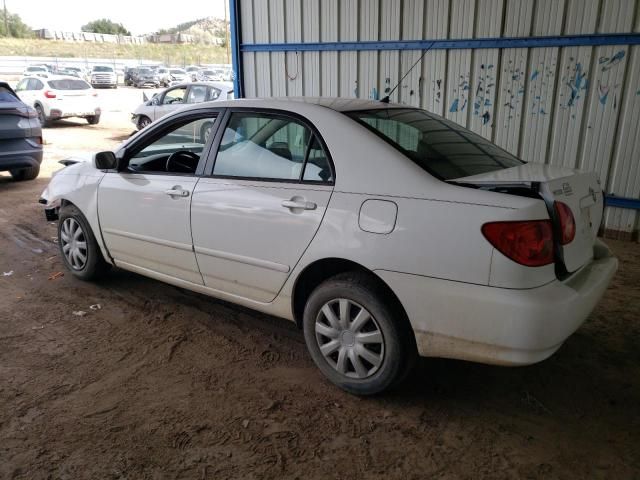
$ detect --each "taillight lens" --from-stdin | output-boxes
[44,90,56,98]
[554,201,576,245]
[482,221,555,267]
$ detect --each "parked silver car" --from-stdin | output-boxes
[131,82,233,130]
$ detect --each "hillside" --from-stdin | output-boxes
[0,38,228,65]
[157,17,228,45]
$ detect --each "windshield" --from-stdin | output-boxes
[48,79,90,90]
[170,69,186,75]
[93,66,113,72]
[28,67,46,72]
[138,68,152,74]
[203,70,215,75]
[345,108,524,180]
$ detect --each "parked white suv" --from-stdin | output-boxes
[15,76,101,126]
[89,65,117,89]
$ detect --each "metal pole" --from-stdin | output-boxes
[224,0,230,64]
[3,0,9,37]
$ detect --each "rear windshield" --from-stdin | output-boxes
[27,66,47,72]
[93,66,113,72]
[170,69,185,74]
[0,86,17,102]
[138,68,152,74]
[48,79,90,90]
[345,108,523,180]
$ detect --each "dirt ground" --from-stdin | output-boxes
[1,91,639,479]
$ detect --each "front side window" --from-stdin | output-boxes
[126,115,217,174]
[163,87,186,105]
[14,79,28,92]
[213,112,332,183]
[345,108,523,180]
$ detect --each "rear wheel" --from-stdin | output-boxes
[303,272,416,395]
[10,165,40,181]
[35,105,50,127]
[86,114,100,125]
[58,205,111,281]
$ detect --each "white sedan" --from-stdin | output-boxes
[40,98,618,395]
[15,76,101,126]
[131,81,233,131]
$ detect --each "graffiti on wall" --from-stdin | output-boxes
[473,64,495,125]
[449,74,470,113]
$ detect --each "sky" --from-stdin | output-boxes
[7,0,228,35]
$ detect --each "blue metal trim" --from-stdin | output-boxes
[605,195,640,210]
[241,33,640,53]
[229,0,243,98]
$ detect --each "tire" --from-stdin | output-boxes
[58,204,111,281]
[10,165,40,181]
[302,272,416,395]
[35,104,50,127]
[86,114,100,125]
[137,115,152,130]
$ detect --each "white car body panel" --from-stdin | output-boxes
[191,178,333,302]
[40,98,618,366]
[97,173,202,284]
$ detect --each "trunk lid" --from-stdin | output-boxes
[452,163,603,274]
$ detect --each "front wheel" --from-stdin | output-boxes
[137,115,152,130]
[58,205,111,281]
[303,272,416,395]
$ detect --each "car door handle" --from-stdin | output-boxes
[281,199,317,210]
[165,187,190,197]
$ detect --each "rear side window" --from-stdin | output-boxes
[213,112,332,183]
[0,87,17,102]
[345,108,523,180]
[48,79,90,90]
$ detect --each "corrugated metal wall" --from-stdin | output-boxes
[237,0,640,238]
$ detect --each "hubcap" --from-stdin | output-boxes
[315,299,385,379]
[60,218,88,270]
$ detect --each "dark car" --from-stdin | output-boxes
[0,82,42,181]
[132,68,160,88]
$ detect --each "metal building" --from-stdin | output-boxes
[229,0,640,239]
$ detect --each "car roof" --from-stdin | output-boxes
[179,97,407,113]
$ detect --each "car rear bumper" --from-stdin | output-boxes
[376,239,618,366]
[0,142,43,171]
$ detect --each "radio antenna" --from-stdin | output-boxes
[380,41,435,103]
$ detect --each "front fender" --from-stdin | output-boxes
[41,160,112,264]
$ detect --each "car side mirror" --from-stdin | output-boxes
[95,151,118,170]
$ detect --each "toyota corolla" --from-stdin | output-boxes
[39,98,618,395]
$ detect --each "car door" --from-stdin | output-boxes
[191,110,335,302]
[153,85,187,120]
[98,111,220,284]
[15,79,37,105]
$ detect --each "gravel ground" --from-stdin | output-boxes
[1,90,639,479]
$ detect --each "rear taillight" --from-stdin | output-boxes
[482,221,555,267]
[554,201,576,245]
[44,90,56,98]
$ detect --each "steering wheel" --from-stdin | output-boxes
[165,150,199,173]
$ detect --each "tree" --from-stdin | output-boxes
[81,19,131,36]
[0,10,34,38]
